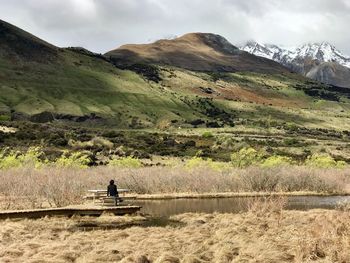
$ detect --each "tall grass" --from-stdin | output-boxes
[1,209,349,262]
[0,165,348,209]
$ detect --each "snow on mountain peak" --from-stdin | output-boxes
[241,41,350,69]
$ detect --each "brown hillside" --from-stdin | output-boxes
[106,33,290,74]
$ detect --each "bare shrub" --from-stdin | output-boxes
[0,165,348,209]
[240,166,347,193]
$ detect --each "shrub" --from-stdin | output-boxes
[202,131,214,138]
[0,147,45,169]
[109,156,143,168]
[283,138,299,146]
[305,154,346,168]
[261,156,294,167]
[212,136,239,151]
[69,137,114,150]
[0,152,21,169]
[185,157,229,171]
[231,147,264,168]
[55,151,91,168]
[285,123,299,131]
[0,115,10,121]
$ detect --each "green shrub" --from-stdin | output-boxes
[68,137,114,150]
[55,151,91,168]
[109,156,142,168]
[0,147,45,169]
[186,156,229,171]
[0,152,21,169]
[261,155,294,167]
[202,131,214,138]
[283,138,299,146]
[305,154,346,168]
[231,147,264,168]
[285,123,299,131]
[0,115,10,121]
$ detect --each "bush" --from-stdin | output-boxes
[55,151,91,168]
[305,154,346,168]
[261,156,294,167]
[202,131,214,138]
[68,137,114,150]
[0,152,21,169]
[185,156,229,171]
[231,147,264,168]
[0,115,10,121]
[109,156,142,168]
[283,138,299,146]
[0,147,45,169]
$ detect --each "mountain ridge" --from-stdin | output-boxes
[241,41,350,87]
[241,41,350,68]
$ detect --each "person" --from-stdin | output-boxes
[107,180,119,205]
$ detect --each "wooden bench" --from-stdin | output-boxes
[87,189,130,206]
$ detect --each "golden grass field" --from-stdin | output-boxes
[1,204,349,263]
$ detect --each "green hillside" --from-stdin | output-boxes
[2,19,350,162]
[1,48,349,130]
[0,19,348,130]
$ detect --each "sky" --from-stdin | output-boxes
[1,0,350,54]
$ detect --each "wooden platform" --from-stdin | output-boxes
[0,205,141,220]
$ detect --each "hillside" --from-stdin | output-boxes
[1,20,350,130]
[0,20,58,62]
[0,21,308,127]
[106,33,289,74]
[3,20,350,162]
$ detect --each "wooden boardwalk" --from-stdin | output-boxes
[0,205,141,220]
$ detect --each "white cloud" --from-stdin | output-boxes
[0,0,349,54]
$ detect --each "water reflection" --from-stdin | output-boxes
[133,196,350,217]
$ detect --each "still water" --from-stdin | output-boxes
[132,196,350,217]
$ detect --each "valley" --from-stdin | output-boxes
[2,19,350,163]
[1,3,350,261]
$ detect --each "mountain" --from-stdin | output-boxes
[241,41,350,87]
[3,19,350,134]
[105,33,289,74]
[0,19,190,126]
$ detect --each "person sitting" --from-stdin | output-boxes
[107,180,119,205]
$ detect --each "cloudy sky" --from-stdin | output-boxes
[1,0,350,54]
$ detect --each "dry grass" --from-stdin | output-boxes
[0,165,349,210]
[0,206,349,262]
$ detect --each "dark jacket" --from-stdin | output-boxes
[107,184,118,197]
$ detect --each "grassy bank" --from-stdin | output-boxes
[0,165,349,210]
[1,203,349,262]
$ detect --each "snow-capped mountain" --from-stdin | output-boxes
[241,41,350,87]
[242,41,350,69]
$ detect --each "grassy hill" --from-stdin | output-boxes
[2,20,350,162]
